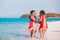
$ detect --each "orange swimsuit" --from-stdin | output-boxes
[39,15,48,30]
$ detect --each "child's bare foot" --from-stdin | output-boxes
[42,37,44,40]
[40,37,42,40]
[40,37,44,40]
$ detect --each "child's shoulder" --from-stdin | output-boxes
[29,15,34,19]
[41,15,46,18]
[43,15,46,17]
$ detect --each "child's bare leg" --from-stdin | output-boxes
[42,29,47,40]
[40,29,43,40]
[31,30,33,37]
[31,29,35,38]
[32,30,35,38]
[42,30,44,40]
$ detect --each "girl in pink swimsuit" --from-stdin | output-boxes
[39,10,48,40]
[28,10,38,38]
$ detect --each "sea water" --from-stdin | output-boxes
[0,18,60,40]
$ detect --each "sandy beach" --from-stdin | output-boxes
[0,21,60,40]
[45,21,60,40]
[32,21,60,40]
[20,21,60,40]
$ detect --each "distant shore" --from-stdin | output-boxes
[37,17,60,18]
[20,13,60,18]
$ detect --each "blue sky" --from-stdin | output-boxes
[0,0,60,18]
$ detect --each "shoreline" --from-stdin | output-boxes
[0,21,60,40]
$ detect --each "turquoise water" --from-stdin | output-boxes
[0,18,60,23]
[0,18,60,40]
[20,18,60,23]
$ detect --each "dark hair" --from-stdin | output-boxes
[29,10,36,19]
[40,10,45,15]
[30,10,36,15]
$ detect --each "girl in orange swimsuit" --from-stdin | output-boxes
[28,10,38,38]
[39,10,48,40]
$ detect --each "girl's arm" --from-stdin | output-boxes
[30,15,37,23]
[38,16,43,24]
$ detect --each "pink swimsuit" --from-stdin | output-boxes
[28,16,36,32]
